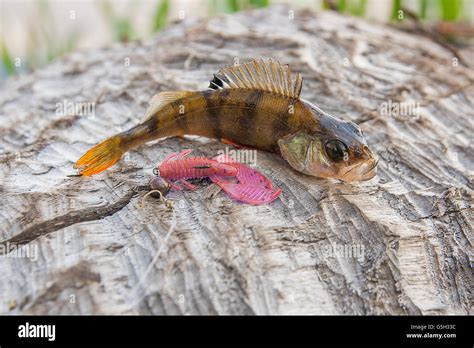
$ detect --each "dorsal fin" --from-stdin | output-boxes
[209,59,303,99]
[141,91,194,122]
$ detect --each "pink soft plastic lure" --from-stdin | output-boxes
[153,150,281,205]
[210,154,281,205]
[155,149,237,190]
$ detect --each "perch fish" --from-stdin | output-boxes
[74,59,378,182]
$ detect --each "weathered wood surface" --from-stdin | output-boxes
[0,6,473,315]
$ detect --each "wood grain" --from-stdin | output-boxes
[0,5,472,315]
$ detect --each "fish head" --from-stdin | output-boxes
[278,115,378,182]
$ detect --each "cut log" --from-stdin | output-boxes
[0,5,472,315]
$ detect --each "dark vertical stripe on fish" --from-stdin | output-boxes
[241,91,262,144]
[271,98,291,152]
[203,90,223,140]
[144,115,158,134]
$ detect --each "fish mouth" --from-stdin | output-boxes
[361,158,378,180]
[340,157,378,182]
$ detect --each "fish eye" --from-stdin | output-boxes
[325,139,349,162]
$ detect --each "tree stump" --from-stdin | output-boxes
[0,5,472,315]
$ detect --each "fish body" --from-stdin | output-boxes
[119,88,313,153]
[75,59,377,182]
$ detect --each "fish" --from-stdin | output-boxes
[74,59,378,182]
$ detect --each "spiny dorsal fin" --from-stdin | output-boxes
[209,59,303,99]
[142,91,194,122]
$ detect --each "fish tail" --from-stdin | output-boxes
[74,135,124,176]
[73,90,197,177]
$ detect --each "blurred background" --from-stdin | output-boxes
[1,0,473,81]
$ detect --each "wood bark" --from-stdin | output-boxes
[0,5,472,315]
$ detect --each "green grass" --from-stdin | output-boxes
[391,0,403,20]
[0,0,81,77]
[337,0,347,12]
[1,41,16,75]
[249,0,270,7]
[324,0,371,17]
[439,0,461,21]
[419,0,429,20]
[100,0,135,42]
[218,0,269,13]
[0,0,469,79]
[350,0,367,17]
[152,0,170,32]
[226,0,240,12]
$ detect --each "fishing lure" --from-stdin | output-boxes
[219,181,281,205]
[212,154,274,190]
[74,59,377,182]
[210,175,282,205]
[142,175,173,210]
[155,149,237,190]
[149,175,171,196]
[210,154,281,205]
[151,150,281,205]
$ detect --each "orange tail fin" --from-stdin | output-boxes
[74,135,124,176]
